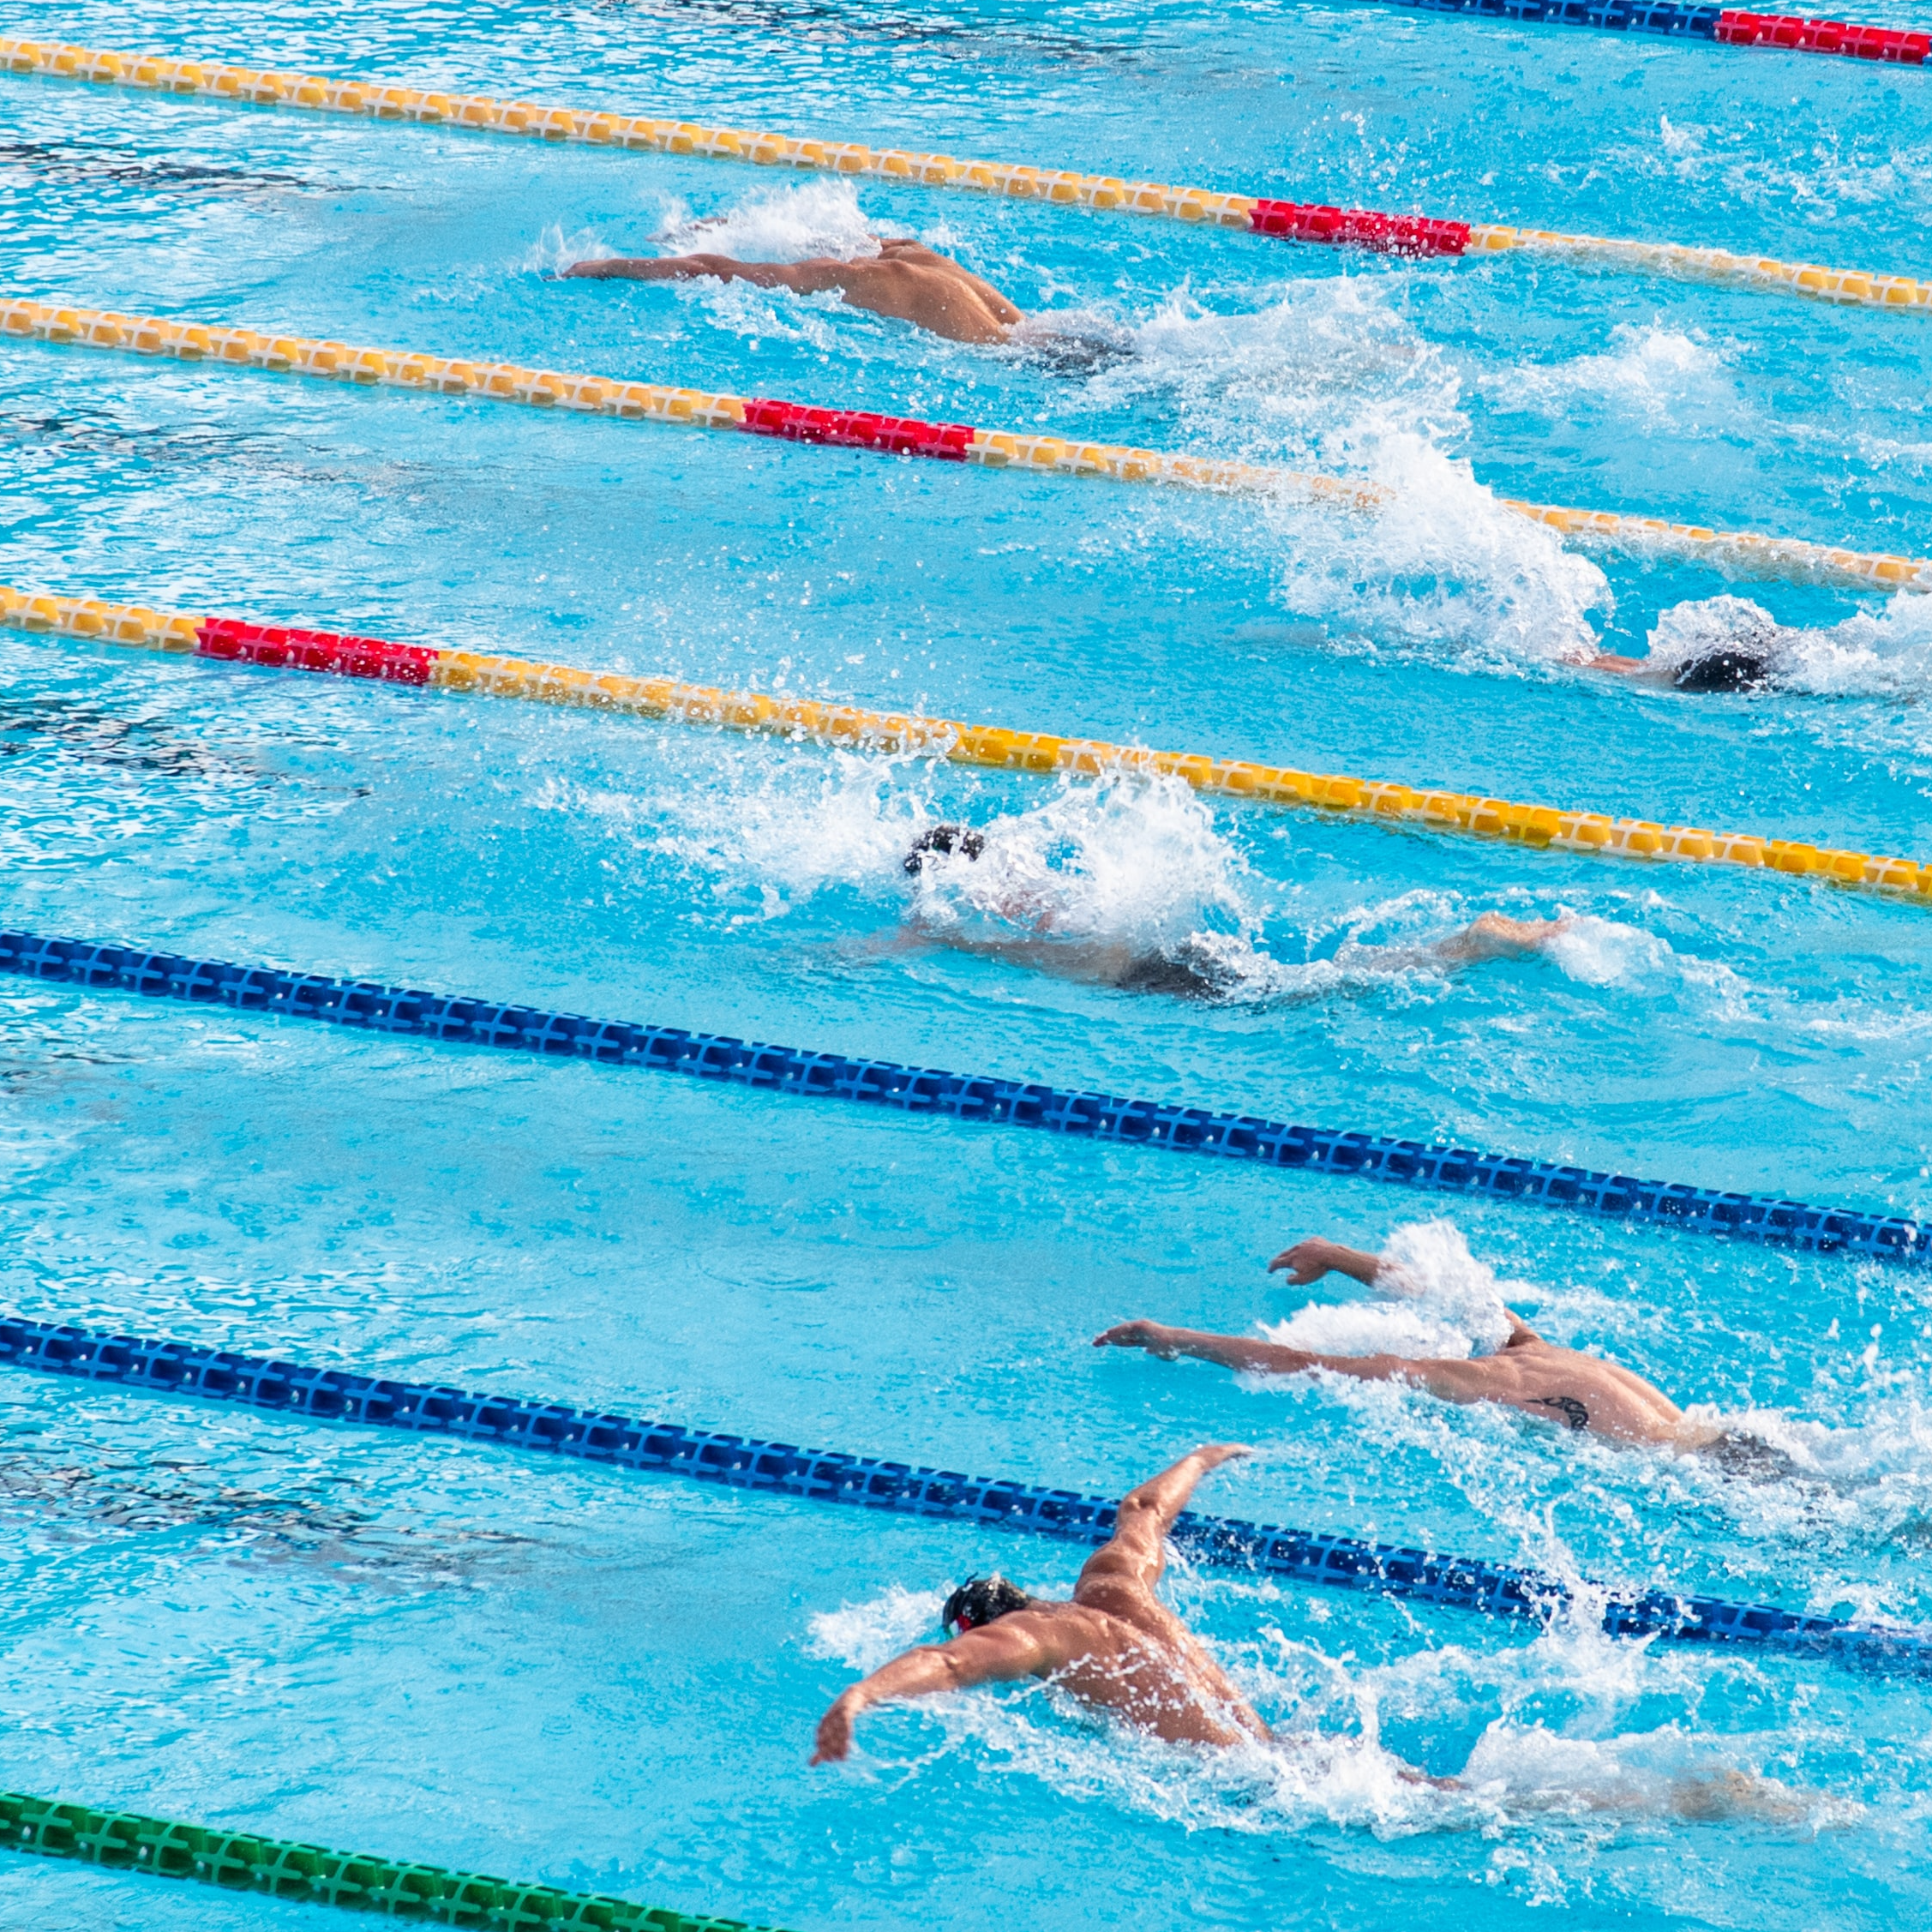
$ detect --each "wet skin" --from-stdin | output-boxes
[1095,1236,1693,1447]
[812,1445,1300,1758]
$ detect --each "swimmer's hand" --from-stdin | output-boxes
[1092,1320,1179,1357]
[1269,1237,1378,1287]
[810,1691,860,1766]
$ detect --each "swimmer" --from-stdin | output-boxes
[1585,599,1790,694]
[812,1442,1440,1770]
[1587,646,1777,694]
[811,1443,1813,1821]
[563,235,1024,345]
[1095,1233,1798,1473]
[902,822,1571,1000]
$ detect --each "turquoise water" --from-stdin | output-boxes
[3,1,1932,1924]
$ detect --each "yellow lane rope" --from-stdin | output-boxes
[3,579,1924,898]
[4,296,1928,596]
[3,36,1928,314]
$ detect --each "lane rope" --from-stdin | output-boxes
[1,38,1927,313]
[0,1785,778,1929]
[5,1313,1927,1668]
[3,297,1926,597]
[1,927,1923,1264]
[7,584,1928,903]
[1375,0,1929,62]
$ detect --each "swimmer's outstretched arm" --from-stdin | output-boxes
[1093,1320,1494,1404]
[563,252,848,293]
[810,1617,1064,1765]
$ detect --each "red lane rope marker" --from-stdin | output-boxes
[196,618,440,682]
[1248,201,1472,257]
[1714,9,1929,57]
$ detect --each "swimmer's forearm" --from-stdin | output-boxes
[846,1647,974,1709]
[562,256,671,280]
[1268,1238,1383,1287]
[563,254,808,290]
[1140,1326,1322,1375]
[1103,1321,1438,1391]
[811,1635,1041,1762]
[1115,1442,1251,1526]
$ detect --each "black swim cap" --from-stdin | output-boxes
[903,822,987,873]
[1672,648,1773,694]
[941,1575,1030,1634]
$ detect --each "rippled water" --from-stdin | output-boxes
[2,2,1931,1927]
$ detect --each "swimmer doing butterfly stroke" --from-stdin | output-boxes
[812,1444,1805,1817]
[1097,1235,1797,1473]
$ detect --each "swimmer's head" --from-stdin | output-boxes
[1672,649,1773,695]
[941,1574,1031,1635]
[904,822,986,873]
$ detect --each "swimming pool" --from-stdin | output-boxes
[3,0,1932,1923]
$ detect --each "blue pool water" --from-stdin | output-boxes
[3,0,1932,1924]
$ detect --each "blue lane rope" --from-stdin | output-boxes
[1379,0,1727,33]
[2,927,1924,1265]
[2,1312,1925,1672]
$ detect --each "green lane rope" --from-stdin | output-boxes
[0,1789,784,1931]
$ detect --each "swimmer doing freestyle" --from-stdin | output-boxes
[1096,1233,1795,1474]
[813,1442,1805,1819]
[1584,600,1791,693]
[565,234,1024,345]
[903,822,1573,1000]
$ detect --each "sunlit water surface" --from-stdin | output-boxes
[3,1,1932,1926]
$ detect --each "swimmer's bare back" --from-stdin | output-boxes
[1095,1235,1689,1448]
[812,1445,1277,1761]
[564,237,1023,344]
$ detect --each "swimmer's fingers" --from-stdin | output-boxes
[1192,1442,1256,1468]
[1267,1242,1328,1285]
[1092,1320,1173,1356]
[810,1701,855,1765]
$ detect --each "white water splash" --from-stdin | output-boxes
[522,221,618,274]
[1079,282,1611,663]
[652,177,886,262]
[1641,591,1932,696]
[1260,1219,1517,1361]
[1504,322,1739,434]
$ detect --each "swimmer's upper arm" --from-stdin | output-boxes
[938,1618,1061,1686]
[1293,1352,1498,1404]
[1078,1476,1189,1591]
[1376,1358,1504,1404]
